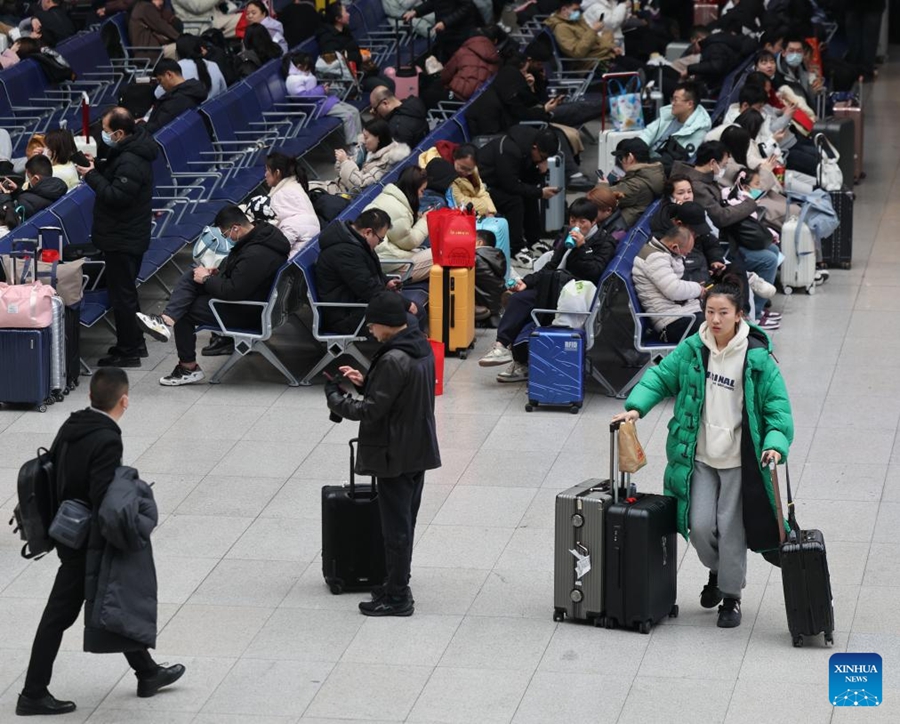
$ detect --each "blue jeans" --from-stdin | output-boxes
[738,244,779,319]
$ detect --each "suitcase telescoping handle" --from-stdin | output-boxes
[608,420,631,504]
[348,437,376,499]
[767,461,797,544]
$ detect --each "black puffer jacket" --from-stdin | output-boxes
[34,5,76,46]
[387,97,429,148]
[87,466,158,652]
[316,23,362,65]
[3,176,67,218]
[145,78,207,133]
[522,226,618,287]
[84,127,157,254]
[465,65,549,135]
[686,32,759,87]
[477,125,545,202]
[326,326,441,477]
[411,0,480,33]
[316,220,409,333]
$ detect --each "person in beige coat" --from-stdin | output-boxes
[323,119,410,195]
[545,0,618,66]
[368,167,433,282]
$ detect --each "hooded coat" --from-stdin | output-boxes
[544,13,616,63]
[144,78,207,133]
[624,324,793,551]
[608,161,665,227]
[440,35,501,100]
[83,126,158,255]
[385,97,429,149]
[477,125,545,203]
[326,326,441,478]
[13,176,68,217]
[368,184,429,260]
[686,32,759,87]
[639,104,712,158]
[316,220,410,333]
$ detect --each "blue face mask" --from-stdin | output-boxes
[749,188,765,200]
[785,52,803,68]
[569,9,581,21]
[101,130,116,148]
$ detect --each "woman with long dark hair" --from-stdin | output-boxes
[238,23,283,77]
[264,151,319,255]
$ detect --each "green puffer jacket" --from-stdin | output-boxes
[625,325,793,552]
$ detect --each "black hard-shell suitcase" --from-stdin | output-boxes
[820,189,853,269]
[321,438,386,594]
[811,117,855,192]
[601,422,679,633]
[770,464,835,648]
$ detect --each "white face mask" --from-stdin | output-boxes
[715,163,726,180]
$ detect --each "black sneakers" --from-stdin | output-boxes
[700,572,723,609]
[136,663,186,698]
[717,598,742,628]
[359,595,414,617]
[15,693,76,716]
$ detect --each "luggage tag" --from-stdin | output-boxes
[569,543,591,580]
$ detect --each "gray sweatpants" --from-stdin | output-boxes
[689,460,747,598]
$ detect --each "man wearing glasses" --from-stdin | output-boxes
[316,208,423,335]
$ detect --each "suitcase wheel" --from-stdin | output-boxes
[806,284,816,296]
[458,350,467,360]
[53,391,64,402]
[329,582,344,595]
[604,617,616,630]
[553,608,565,622]
[782,286,793,296]
[569,404,579,415]
[669,604,679,618]
[638,620,652,634]
[792,635,803,648]
[525,401,536,412]
[840,262,851,270]
[594,616,606,628]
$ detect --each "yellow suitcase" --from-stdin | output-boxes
[428,264,475,358]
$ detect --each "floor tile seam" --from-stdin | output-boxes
[856,121,900,278]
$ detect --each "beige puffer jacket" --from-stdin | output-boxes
[632,237,703,332]
[367,184,430,260]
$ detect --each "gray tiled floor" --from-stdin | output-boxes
[1,59,899,724]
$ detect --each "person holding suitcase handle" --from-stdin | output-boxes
[612,273,793,628]
[325,292,441,617]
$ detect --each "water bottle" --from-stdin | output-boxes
[564,227,579,249]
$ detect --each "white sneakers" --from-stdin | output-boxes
[136,313,172,343]
[479,341,513,367]
[496,361,528,383]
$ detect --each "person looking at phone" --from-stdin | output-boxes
[476,125,560,259]
[612,272,793,629]
[592,137,664,227]
[0,155,67,218]
[324,291,441,617]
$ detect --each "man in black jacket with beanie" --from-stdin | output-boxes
[77,107,158,368]
[325,292,441,617]
[17,368,184,718]
[136,205,290,386]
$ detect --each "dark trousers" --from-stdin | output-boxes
[846,10,883,75]
[660,311,703,343]
[23,547,157,698]
[550,100,604,129]
[377,471,425,598]
[785,138,819,176]
[163,270,218,364]
[104,251,144,355]
[489,188,541,255]
[497,288,537,348]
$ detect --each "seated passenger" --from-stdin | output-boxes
[369,86,429,149]
[172,35,229,101]
[144,59,207,133]
[367,166,434,282]
[545,0,618,68]
[449,143,496,216]
[319,118,411,195]
[632,225,704,343]
[478,198,616,381]
[43,128,80,190]
[242,0,288,53]
[595,138,664,227]
[639,81,711,161]
[419,158,456,213]
[135,206,291,386]
[316,208,423,334]
[264,152,320,255]
[0,155,67,217]
[129,0,182,63]
[237,23,283,78]
[681,24,758,88]
[474,228,507,324]
[438,27,504,101]
[282,52,362,145]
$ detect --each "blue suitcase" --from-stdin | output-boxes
[476,217,513,284]
[526,327,585,414]
[0,327,52,411]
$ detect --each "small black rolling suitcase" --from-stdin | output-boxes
[770,464,835,648]
[820,189,854,269]
[321,438,386,594]
[601,423,679,633]
[811,117,855,191]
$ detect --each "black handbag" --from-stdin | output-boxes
[723,216,772,252]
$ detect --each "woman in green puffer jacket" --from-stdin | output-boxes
[612,273,793,629]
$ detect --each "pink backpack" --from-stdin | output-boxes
[0,281,57,328]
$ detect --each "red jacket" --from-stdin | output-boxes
[440,35,500,101]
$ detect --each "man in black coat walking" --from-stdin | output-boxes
[17,368,184,718]
[325,292,441,617]
[135,205,291,386]
[76,108,157,368]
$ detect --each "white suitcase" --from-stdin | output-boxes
[544,154,566,232]
[780,215,817,294]
[597,129,642,178]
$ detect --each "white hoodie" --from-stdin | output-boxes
[695,320,749,470]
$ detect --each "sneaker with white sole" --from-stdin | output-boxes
[814,270,829,286]
[479,341,513,367]
[136,313,172,343]
[513,250,536,267]
[159,364,205,386]
[757,316,781,330]
[497,361,528,383]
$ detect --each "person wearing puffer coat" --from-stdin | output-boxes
[544,1,618,67]
[382,0,434,37]
[439,30,502,101]
[171,0,241,36]
[369,167,433,282]
[264,152,320,255]
[323,119,410,195]
[639,81,711,158]
[581,0,628,41]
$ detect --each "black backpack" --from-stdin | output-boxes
[9,447,60,560]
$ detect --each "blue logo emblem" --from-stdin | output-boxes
[830,653,882,707]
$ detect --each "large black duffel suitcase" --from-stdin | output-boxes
[771,464,835,648]
[321,438,386,594]
[601,422,679,633]
[820,188,854,269]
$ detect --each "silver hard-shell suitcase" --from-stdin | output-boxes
[544,154,566,232]
[49,296,66,400]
